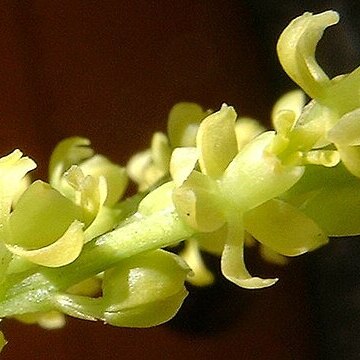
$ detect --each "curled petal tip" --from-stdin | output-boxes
[277,10,339,98]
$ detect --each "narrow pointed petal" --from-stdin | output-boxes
[221,223,278,289]
[277,11,338,98]
[197,104,238,178]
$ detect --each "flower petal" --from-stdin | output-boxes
[126,149,152,188]
[327,108,360,146]
[49,137,94,190]
[277,11,338,98]
[84,206,122,243]
[64,166,107,227]
[6,220,84,267]
[6,180,82,249]
[102,250,189,327]
[222,132,304,210]
[52,294,101,321]
[221,222,277,289]
[282,164,360,236]
[244,199,328,256]
[80,155,128,206]
[4,180,85,266]
[167,102,211,148]
[272,90,306,125]
[197,104,238,178]
[180,239,214,286]
[293,100,339,150]
[235,117,265,150]
[173,171,225,232]
[151,132,171,171]
[0,150,36,223]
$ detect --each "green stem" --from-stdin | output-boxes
[46,210,193,288]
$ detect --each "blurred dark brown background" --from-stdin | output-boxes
[0,1,359,359]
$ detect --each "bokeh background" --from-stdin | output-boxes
[0,1,359,359]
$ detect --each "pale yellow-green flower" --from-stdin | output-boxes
[126,132,171,192]
[277,11,338,100]
[1,138,128,268]
[50,137,127,242]
[52,249,190,327]
[5,11,360,348]
[170,104,327,288]
[277,10,360,177]
[127,103,211,192]
[3,180,85,267]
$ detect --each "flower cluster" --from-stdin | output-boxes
[2,137,127,268]
[0,138,190,336]
[1,9,360,352]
